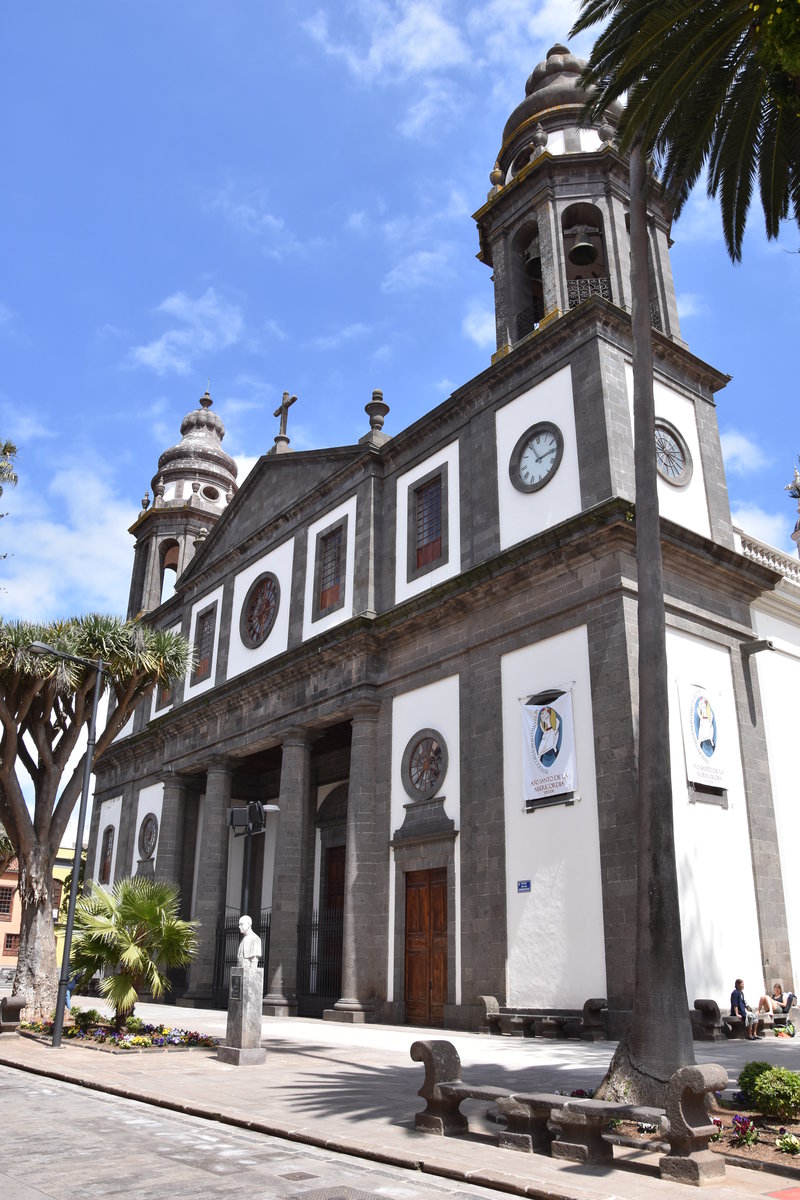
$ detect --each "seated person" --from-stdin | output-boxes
[731,978,760,1040]
[759,982,795,1015]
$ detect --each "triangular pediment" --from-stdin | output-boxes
[176,444,366,589]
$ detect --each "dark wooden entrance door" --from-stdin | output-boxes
[405,867,447,1026]
[325,844,345,911]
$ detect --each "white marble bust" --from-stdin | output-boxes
[237,915,262,966]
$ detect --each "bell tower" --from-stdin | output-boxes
[474,44,685,355]
[127,390,238,616]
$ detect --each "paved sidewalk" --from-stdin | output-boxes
[2,998,799,1200]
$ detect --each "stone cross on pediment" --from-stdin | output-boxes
[274,391,297,438]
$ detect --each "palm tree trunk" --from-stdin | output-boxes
[598,143,695,1104]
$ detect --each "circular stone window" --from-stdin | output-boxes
[240,572,281,649]
[401,728,448,800]
[655,421,692,486]
[138,813,159,860]
[202,485,220,501]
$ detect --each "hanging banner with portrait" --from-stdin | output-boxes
[521,690,577,804]
[677,682,732,790]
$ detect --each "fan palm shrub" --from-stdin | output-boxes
[71,877,198,1027]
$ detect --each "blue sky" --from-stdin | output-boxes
[2,0,798,624]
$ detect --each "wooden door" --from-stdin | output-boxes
[405,867,447,1026]
[325,845,345,911]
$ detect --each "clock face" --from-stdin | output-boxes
[402,729,448,800]
[138,813,158,860]
[510,422,564,493]
[240,572,280,648]
[655,422,692,485]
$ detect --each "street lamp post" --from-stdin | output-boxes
[29,641,105,1049]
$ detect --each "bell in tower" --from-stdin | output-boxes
[474,43,685,355]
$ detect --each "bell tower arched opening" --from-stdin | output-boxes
[511,222,544,341]
[562,203,611,310]
[159,540,180,605]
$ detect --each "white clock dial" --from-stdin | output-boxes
[509,422,564,493]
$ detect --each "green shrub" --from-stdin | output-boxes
[737,1060,772,1106]
[753,1068,800,1121]
[71,1007,102,1031]
[125,1015,145,1033]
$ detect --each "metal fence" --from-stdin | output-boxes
[212,909,271,1008]
[296,908,343,1018]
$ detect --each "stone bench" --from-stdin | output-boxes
[411,1039,727,1184]
[722,1010,773,1038]
[0,995,26,1033]
[411,1039,515,1134]
[477,995,607,1040]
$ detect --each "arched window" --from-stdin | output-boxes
[159,540,180,605]
[99,825,115,885]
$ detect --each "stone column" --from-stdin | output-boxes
[185,758,232,1004]
[155,772,186,888]
[327,704,381,1022]
[263,730,312,1016]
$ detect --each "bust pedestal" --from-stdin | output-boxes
[217,966,266,1065]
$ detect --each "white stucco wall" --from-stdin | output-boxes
[752,604,800,984]
[388,675,461,1005]
[666,630,762,1002]
[132,782,164,876]
[624,366,711,538]
[495,365,582,551]
[184,584,224,699]
[501,626,606,1007]
[227,539,295,680]
[302,495,358,641]
[394,441,461,604]
[93,795,122,888]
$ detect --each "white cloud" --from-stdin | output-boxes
[721,429,773,476]
[210,189,318,260]
[436,377,454,393]
[398,78,463,137]
[382,246,453,291]
[731,502,795,555]
[309,322,371,350]
[676,292,706,319]
[303,3,469,83]
[1,471,137,621]
[233,454,259,484]
[673,190,721,244]
[0,303,14,326]
[462,300,496,349]
[129,288,243,376]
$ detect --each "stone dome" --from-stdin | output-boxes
[501,42,622,150]
[151,390,238,509]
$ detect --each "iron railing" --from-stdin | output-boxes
[296,908,343,1018]
[567,276,612,307]
[212,908,271,1008]
[516,299,543,340]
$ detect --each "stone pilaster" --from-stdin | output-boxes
[185,758,232,1004]
[327,704,381,1022]
[155,772,186,889]
[263,730,312,1015]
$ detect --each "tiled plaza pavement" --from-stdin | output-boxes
[1,999,799,1200]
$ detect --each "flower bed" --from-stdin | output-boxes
[20,1018,218,1051]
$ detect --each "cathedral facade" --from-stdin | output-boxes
[87,46,800,1031]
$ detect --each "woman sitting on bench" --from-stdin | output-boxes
[758,983,795,1015]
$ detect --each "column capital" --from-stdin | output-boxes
[280,726,312,748]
